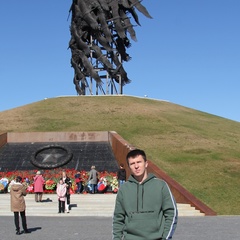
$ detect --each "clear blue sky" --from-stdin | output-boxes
[1,0,239,122]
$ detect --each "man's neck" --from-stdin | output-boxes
[135,172,148,184]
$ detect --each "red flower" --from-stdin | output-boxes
[0,168,118,194]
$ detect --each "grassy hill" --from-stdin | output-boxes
[0,95,240,215]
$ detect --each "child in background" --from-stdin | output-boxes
[56,178,67,213]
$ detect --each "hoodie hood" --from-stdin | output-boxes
[128,172,156,185]
[127,173,157,211]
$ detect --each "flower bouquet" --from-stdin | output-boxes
[97,177,108,193]
[45,179,57,193]
[0,182,5,192]
[110,176,118,193]
[27,184,34,193]
[0,178,8,193]
[104,173,119,193]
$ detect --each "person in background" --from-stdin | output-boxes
[56,178,67,213]
[33,171,45,202]
[24,177,30,184]
[62,170,72,213]
[74,171,82,194]
[10,176,30,235]
[88,165,98,194]
[113,149,178,240]
[117,163,126,188]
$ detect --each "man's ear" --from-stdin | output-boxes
[145,160,148,168]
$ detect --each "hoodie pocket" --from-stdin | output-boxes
[126,211,160,237]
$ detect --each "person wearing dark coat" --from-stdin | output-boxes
[88,165,98,194]
[10,176,30,235]
[62,170,72,213]
[75,171,82,194]
[117,163,126,188]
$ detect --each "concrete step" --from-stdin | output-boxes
[0,193,204,217]
[177,203,205,216]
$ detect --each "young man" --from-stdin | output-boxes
[113,149,178,240]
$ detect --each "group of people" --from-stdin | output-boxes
[9,170,46,235]
[10,149,178,239]
[74,165,101,194]
[9,170,72,235]
[32,170,72,214]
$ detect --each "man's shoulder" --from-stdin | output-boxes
[147,175,167,186]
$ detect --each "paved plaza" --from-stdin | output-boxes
[0,215,240,240]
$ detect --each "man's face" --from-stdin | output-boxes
[128,155,148,179]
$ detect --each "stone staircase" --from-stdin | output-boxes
[0,193,204,217]
[177,203,205,216]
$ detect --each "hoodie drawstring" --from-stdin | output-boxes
[137,184,145,210]
[137,184,139,212]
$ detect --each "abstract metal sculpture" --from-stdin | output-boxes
[68,0,152,95]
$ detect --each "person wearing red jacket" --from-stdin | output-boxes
[33,171,45,202]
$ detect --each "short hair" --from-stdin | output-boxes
[126,149,147,165]
[120,163,124,168]
[16,176,22,183]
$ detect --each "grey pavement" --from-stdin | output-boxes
[0,216,240,240]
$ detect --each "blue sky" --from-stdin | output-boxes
[0,0,239,122]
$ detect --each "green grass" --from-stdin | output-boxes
[0,95,240,215]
